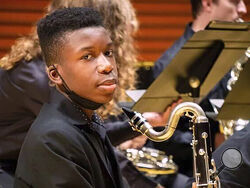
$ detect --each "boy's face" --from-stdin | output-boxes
[56,26,118,104]
[210,0,247,22]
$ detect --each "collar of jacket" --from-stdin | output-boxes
[47,87,103,127]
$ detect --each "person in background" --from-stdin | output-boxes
[153,0,247,78]
[144,0,247,178]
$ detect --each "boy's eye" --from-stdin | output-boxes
[105,49,114,57]
[83,54,92,60]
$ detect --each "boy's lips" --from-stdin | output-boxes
[97,78,117,92]
[98,78,117,85]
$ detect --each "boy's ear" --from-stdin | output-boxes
[47,65,62,85]
[201,0,213,13]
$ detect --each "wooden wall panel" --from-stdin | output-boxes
[0,0,47,58]
[0,0,250,62]
[0,12,42,24]
[133,0,191,61]
[0,0,48,11]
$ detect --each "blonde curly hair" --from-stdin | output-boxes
[0,0,138,118]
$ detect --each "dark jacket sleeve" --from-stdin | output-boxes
[0,58,51,160]
[212,124,250,188]
[104,117,140,146]
[7,58,51,115]
[152,41,181,79]
[15,129,95,188]
[152,23,194,80]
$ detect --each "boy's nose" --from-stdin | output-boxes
[97,55,113,74]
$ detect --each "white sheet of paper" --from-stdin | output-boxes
[126,90,146,102]
[209,99,225,108]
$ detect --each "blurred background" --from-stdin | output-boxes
[0,0,250,63]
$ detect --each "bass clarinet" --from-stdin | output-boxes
[122,102,220,188]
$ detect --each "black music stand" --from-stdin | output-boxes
[132,21,250,113]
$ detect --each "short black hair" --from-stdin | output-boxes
[37,7,104,66]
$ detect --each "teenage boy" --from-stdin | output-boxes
[14,7,126,188]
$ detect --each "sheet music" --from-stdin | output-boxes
[126,90,146,102]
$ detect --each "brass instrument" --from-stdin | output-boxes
[227,47,250,91]
[122,102,220,187]
[220,47,250,139]
[122,147,177,176]
[123,102,205,142]
[219,119,249,139]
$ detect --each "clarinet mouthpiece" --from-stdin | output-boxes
[122,107,145,132]
[122,107,136,120]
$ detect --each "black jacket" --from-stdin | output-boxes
[213,124,250,188]
[0,58,51,160]
[14,89,126,188]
